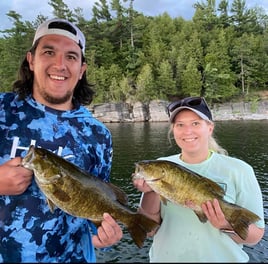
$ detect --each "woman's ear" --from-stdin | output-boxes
[208,122,215,135]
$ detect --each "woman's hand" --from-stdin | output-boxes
[202,198,264,245]
[201,198,231,230]
[132,178,153,193]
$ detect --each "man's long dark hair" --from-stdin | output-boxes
[12,40,95,105]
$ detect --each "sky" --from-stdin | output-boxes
[1,0,268,33]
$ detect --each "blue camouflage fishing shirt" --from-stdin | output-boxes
[0,93,113,263]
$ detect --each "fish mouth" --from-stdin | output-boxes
[21,145,35,170]
[132,172,164,182]
[143,176,164,183]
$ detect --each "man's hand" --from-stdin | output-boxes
[0,157,33,195]
[92,213,123,248]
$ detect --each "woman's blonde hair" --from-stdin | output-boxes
[208,134,228,155]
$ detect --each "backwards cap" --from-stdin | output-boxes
[32,18,86,55]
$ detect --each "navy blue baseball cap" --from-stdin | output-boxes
[167,97,213,122]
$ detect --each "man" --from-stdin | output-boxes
[0,18,122,262]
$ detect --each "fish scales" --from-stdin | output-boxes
[132,159,261,240]
[22,145,159,248]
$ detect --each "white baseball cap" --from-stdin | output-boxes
[32,18,86,55]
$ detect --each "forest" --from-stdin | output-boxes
[0,0,267,104]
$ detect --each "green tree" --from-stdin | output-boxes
[48,0,74,20]
[155,60,176,100]
[175,30,204,97]
[0,0,267,102]
[204,29,237,101]
[181,58,203,97]
[230,0,264,35]
[135,63,155,102]
[218,0,231,28]
[231,33,268,95]
[0,11,36,91]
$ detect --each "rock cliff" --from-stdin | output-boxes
[89,99,268,123]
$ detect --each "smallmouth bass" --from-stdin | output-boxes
[21,146,159,248]
[132,159,261,240]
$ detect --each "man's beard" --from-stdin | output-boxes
[42,90,73,105]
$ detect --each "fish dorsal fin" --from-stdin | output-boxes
[203,179,225,198]
[174,161,225,197]
[106,182,128,205]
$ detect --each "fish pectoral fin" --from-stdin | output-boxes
[50,174,61,182]
[194,210,208,223]
[158,180,176,205]
[47,199,57,213]
[160,181,177,194]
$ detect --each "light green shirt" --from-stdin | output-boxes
[148,152,264,262]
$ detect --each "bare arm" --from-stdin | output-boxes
[0,157,33,195]
[202,199,265,245]
[133,178,161,225]
[227,224,264,245]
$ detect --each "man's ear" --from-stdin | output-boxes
[80,62,87,80]
[27,52,34,71]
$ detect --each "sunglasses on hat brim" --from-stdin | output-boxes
[167,97,212,121]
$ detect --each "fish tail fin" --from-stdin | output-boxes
[127,213,159,248]
[227,206,260,240]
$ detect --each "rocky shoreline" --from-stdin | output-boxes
[90,99,268,123]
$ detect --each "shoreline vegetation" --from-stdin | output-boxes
[1,1,268,107]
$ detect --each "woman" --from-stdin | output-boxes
[133,96,265,262]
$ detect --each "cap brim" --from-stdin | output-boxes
[169,106,210,122]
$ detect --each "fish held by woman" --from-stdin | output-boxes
[132,159,261,240]
[21,145,159,248]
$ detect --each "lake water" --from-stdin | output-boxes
[96,120,268,263]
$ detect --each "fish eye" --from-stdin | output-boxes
[41,153,47,159]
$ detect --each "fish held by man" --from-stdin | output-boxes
[132,159,261,240]
[21,146,159,248]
